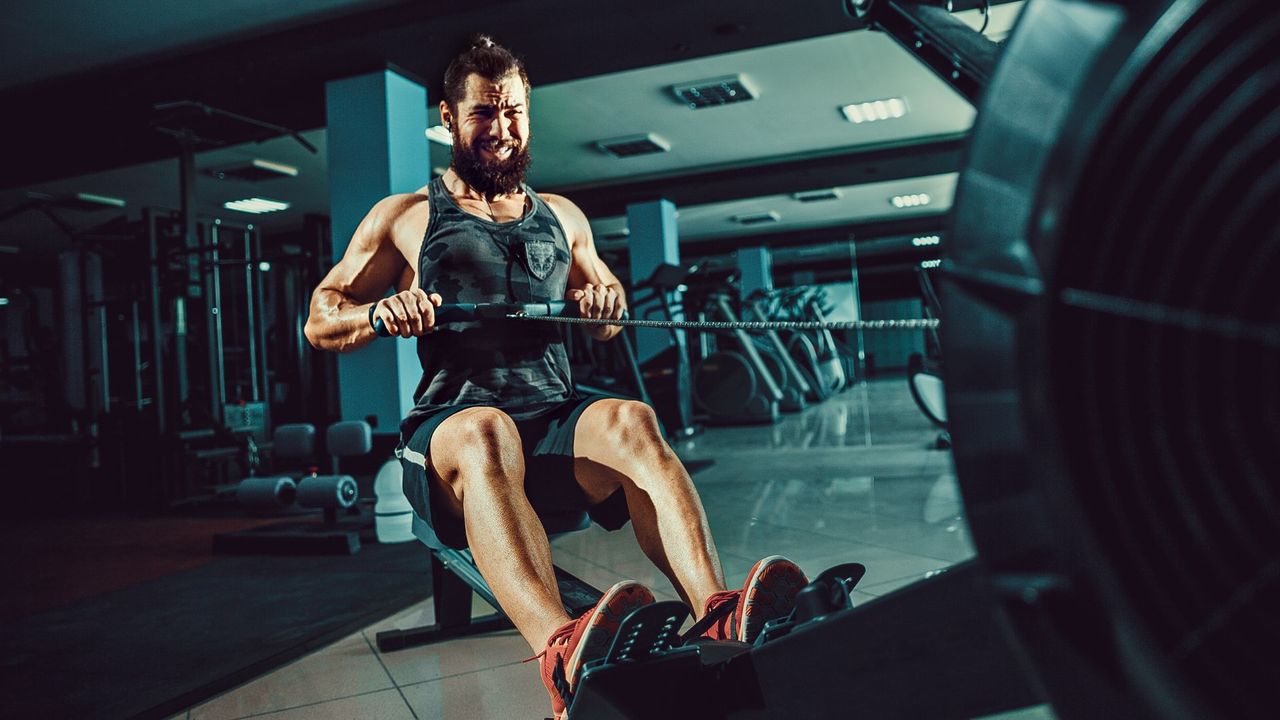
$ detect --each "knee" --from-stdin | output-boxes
[599,400,667,458]
[437,408,522,483]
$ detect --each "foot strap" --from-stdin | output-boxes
[678,597,737,645]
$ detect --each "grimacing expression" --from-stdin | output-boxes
[445,72,532,196]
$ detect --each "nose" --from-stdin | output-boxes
[490,117,510,144]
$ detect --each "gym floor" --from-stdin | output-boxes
[164,378,1057,720]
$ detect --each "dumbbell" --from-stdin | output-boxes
[294,420,371,524]
[235,476,298,511]
[296,474,358,511]
[234,423,318,512]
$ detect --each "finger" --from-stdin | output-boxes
[611,293,626,320]
[374,300,397,335]
[403,292,430,335]
[428,293,444,307]
[409,289,432,333]
[416,292,436,330]
[593,285,609,319]
[394,294,420,337]
[391,295,413,338]
[605,290,622,320]
[595,287,611,319]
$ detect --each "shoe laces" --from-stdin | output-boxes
[523,617,578,664]
[682,589,739,643]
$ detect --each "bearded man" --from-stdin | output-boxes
[305,36,806,719]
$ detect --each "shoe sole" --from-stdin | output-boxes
[739,556,807,643]
[565,581,656,683]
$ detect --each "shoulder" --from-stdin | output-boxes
[366,192,431,236]
[374,192,431,221]
[348,193,431,262]
[538,192,590,237]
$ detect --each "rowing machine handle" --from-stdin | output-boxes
[372,301,573,337]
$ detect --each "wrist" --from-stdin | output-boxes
[367,303,378,331]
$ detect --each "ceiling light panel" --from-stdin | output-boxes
[224,197,290,214]
[732,211,781,226]
[792,188,843,203]
[841,97,909,124]
[890,193,932,208]
[672,75,758,109]
[596,133,671,158]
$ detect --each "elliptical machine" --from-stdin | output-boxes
[907,266,949,449]
[685,274,786,425]
[762,286,849,399]
[630,263,702,439]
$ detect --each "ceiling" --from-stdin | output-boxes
[0,1,1023,262]
[0,0,402,92]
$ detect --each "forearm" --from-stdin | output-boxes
[304,290,378,352]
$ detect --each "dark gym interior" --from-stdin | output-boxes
[1,1,1275,719]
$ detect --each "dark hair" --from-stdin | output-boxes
[442,35,530,111]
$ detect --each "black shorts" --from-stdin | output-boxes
[396,394,631,550]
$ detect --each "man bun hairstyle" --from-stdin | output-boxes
[442,34,531,111]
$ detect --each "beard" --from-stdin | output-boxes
[451,129,532,197]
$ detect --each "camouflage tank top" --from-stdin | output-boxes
[400,177,575,436]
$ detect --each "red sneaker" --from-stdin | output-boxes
[528,580,655,719]
[698,556,807,644]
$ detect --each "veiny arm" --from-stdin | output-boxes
[548,194,627,342]
[303,194,424,352]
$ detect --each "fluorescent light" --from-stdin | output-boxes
[75,192,126,208]
[258,262,272,272]
[251,159,298,177]
[425,125,454,146]
[841,97,909,124]
[921,259,942,269]
[0,297,9,306]
[912,235,941,247]
[890,193,932,209]
[224,197,290,214]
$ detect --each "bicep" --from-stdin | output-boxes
[315,200,411,303]
[557,201,622,292]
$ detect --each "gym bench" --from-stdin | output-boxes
[375,509,604,652]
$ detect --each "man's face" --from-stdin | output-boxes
[444,72,531,196]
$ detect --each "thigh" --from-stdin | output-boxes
[429,406,523,513]
[398,405,520,549]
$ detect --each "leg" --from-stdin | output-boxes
[429,407,569,652]
[573,399,726,617]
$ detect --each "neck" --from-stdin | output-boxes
[444,168,522,203]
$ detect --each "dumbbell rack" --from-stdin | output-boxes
[213,421,370,555]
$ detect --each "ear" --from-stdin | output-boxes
[439,100,453,129]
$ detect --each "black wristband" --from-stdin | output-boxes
[368,303,378,331]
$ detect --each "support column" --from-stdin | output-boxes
[325,69,429,432]
[626,199,683,364]
[737,246,773,299]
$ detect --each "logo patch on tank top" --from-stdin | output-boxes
[521,238,557,280]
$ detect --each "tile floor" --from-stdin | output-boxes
[175,379,1057,720]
